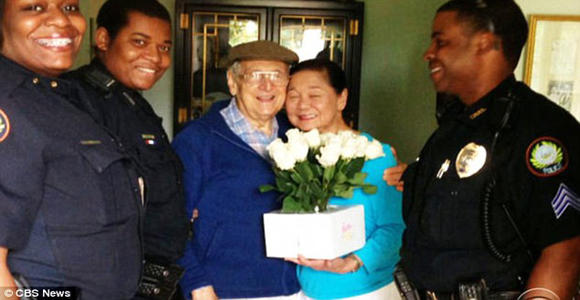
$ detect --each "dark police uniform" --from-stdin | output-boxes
[65,60,188,299]
[400,76,580,295]
[0,55,143,299]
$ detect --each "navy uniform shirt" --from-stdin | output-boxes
[0,55,143,299]
[65,60,188,264]
[401,76,580,292]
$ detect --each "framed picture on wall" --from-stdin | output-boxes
[524,14,580,121]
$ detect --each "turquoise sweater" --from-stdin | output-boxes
[297,133,405,299]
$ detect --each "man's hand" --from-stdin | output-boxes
[383,147,407,192]
[0,247,18,300]
[191,285,218,300]
[285,254,362,274]
[524,236,580,300]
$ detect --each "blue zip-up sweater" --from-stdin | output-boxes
[173,100,299,299]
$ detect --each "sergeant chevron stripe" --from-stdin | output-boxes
[551,183,580,219]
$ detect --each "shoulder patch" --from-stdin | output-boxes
[526,137,568,177]
[0,109,10,143]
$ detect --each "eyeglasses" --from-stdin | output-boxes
[239,71,289,86]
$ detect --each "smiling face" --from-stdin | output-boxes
[1,0,86,77]
[285,70,347,133]
[424,11,480,99]
[227,60,289,126]
[97,11,171,91]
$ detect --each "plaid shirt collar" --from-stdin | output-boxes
[220,98,279,158]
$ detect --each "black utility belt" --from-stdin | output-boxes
[419,290,521,300]
[137,260,184,300]
[393,264,521,300]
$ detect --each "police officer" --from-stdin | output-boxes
[0,0,143,299]
[64,1,188,299]
[397,0,580,299]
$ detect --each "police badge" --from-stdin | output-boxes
[0,108,11,143]
[455,142,487,178]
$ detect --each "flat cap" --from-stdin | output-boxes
[225,40,299,67]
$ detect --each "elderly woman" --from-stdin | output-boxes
[284,59,404,300]
[173,41,301,300]
[0,0,143,299]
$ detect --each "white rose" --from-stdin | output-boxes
[267,139,297,170]
[267,138,286,156]
[340,139,358,159]
[288,139,308,162]
[353,135,370,158]
[316,142,341,167]
[285,128,302,141]
[285,129,309,162]
[303,129,321,148]
[325,134,342,148]
[319,132,334,145]
[365,139,385,160]
[338,130,356,142]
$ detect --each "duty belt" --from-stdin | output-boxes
[137,261,184,300]
[421,290,520,300]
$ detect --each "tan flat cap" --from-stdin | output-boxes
[225,40,299,66]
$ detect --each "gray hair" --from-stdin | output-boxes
[229,61,243,77]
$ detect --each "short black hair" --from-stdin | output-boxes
[97,0,171,41]
[437,0,528,69]
[290,59,347,95]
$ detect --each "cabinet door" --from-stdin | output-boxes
[273,8,362,127]
[174,6,267,131]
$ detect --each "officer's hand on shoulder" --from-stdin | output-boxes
[383,147,407,192]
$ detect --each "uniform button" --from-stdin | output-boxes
[50,81,58,88]
[32,77,39,84]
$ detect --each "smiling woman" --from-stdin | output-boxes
[1,0,85,76]
[0,0,145,299]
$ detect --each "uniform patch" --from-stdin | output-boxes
[142,134,156,146]
[526,137,568,177]
[0,109,11,143]
[551,183,580,219]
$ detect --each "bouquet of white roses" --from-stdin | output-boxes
[260,128,385,213]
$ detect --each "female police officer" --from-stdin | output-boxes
[0,0,143,299]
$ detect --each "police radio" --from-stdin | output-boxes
[393,265,420,300]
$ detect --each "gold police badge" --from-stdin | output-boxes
[0,109,10,143]
[455,142,487,178]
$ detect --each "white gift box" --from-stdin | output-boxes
[263,205,365,259]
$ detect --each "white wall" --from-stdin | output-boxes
[513,0,580,80]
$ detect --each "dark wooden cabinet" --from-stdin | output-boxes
[173,0,364,134]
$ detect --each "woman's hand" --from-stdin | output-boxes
[0,247,18,300]
[285,254,362,274]
[191,285,218,300]
[383,147,407,192]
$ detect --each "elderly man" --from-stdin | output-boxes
[392,0,580,299]
[173,41,300,300]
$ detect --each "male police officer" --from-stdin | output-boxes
[398,0,580,299]
[65,0,188,299]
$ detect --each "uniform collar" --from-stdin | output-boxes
[0,54,73,98]
[455,75,517,128]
